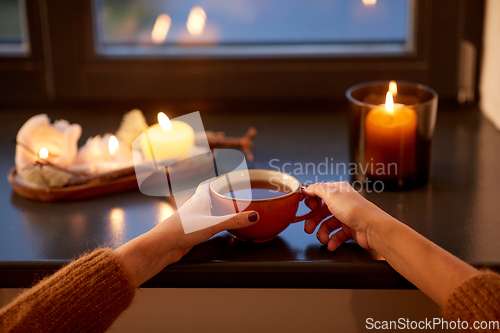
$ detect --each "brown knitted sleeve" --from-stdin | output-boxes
[443,271,500,332]
[0,248,135,333]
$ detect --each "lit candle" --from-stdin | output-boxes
[108,135,119,156]
[15,114,81,174]
[39,147,49,161]
[96,135,132,174]
[140,112,195,161]
[71,134,133,174]
[365,88,417,179]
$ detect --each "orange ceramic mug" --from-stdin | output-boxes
[210,169,321,242]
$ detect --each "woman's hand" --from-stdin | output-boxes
[302,182,397,252]
[114,179,259,288]
[303,182,480,307]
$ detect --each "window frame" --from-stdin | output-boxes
[0,0,50,106]
[0,0,485,107]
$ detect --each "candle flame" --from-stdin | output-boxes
[389,80,398,96]
[187,6,206,35]
[108,135,119,155]
[39,147,49,159]
[385,92,394,113]
[109,207,125,240]
[158,112,172,131]
[362,0,377,6]
[152,14,171,44]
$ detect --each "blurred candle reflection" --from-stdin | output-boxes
[152,14,172,44]
[362,0,377,6]
[187,6,206,35]
[70,212,86,239]
[157,201,175,224]
[109,208,125,242]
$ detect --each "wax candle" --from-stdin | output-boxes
[140,112,195,161]
[71,134,133,174]
[39,147,49,160]
[15,114,81,171]
[365,91,417,179]
[95,135,133,174]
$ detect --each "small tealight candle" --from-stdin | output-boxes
[39,147,49,160]
[108,135,119,156]
[95,135,133,174]
[15,114,81,173]
[71,134,133,175]
[140,112,195,162]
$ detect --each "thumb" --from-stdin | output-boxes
[210,211,259,233]
[302,182,345,200]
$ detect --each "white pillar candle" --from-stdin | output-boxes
[140,112,195,162]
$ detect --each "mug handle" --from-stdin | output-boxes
[292,192,322,223]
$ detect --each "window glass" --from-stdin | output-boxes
[0,0,29,56]
[94,0,412,57]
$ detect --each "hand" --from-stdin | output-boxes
[303,182,481,308]
[114,179,259,287]
[302,182,396,252]
[156,179,260,264]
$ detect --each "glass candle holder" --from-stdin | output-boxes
[346,81,438,190]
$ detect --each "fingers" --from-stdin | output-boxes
[327,228,350,252]
[194,178,214,196]
[302,182,354,201]
[304,196,319,210]
[188,181,213,212]
[304,203,332,234]
[313,218,352,251]
[208,211,259,234]
[186,178,218,212]
[301,182,331,199]
[316,216,342,244]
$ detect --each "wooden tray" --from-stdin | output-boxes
[8,128,256,202]
[7,167,139,202]
[8,152,215,202]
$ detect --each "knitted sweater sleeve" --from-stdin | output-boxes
[0,248,135,333]
[443,271,500,332]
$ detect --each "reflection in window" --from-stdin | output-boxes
[94,0,412,57]
[0,0,29,56]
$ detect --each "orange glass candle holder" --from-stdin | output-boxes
[347,81,438,190]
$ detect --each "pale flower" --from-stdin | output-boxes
[15,114,81,180]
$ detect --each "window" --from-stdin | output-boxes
[0,0,486,106]
[94,0,413,57]
[0,0,29,56]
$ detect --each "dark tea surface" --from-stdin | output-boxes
[221,188,288,200]
[218,180,293,200]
